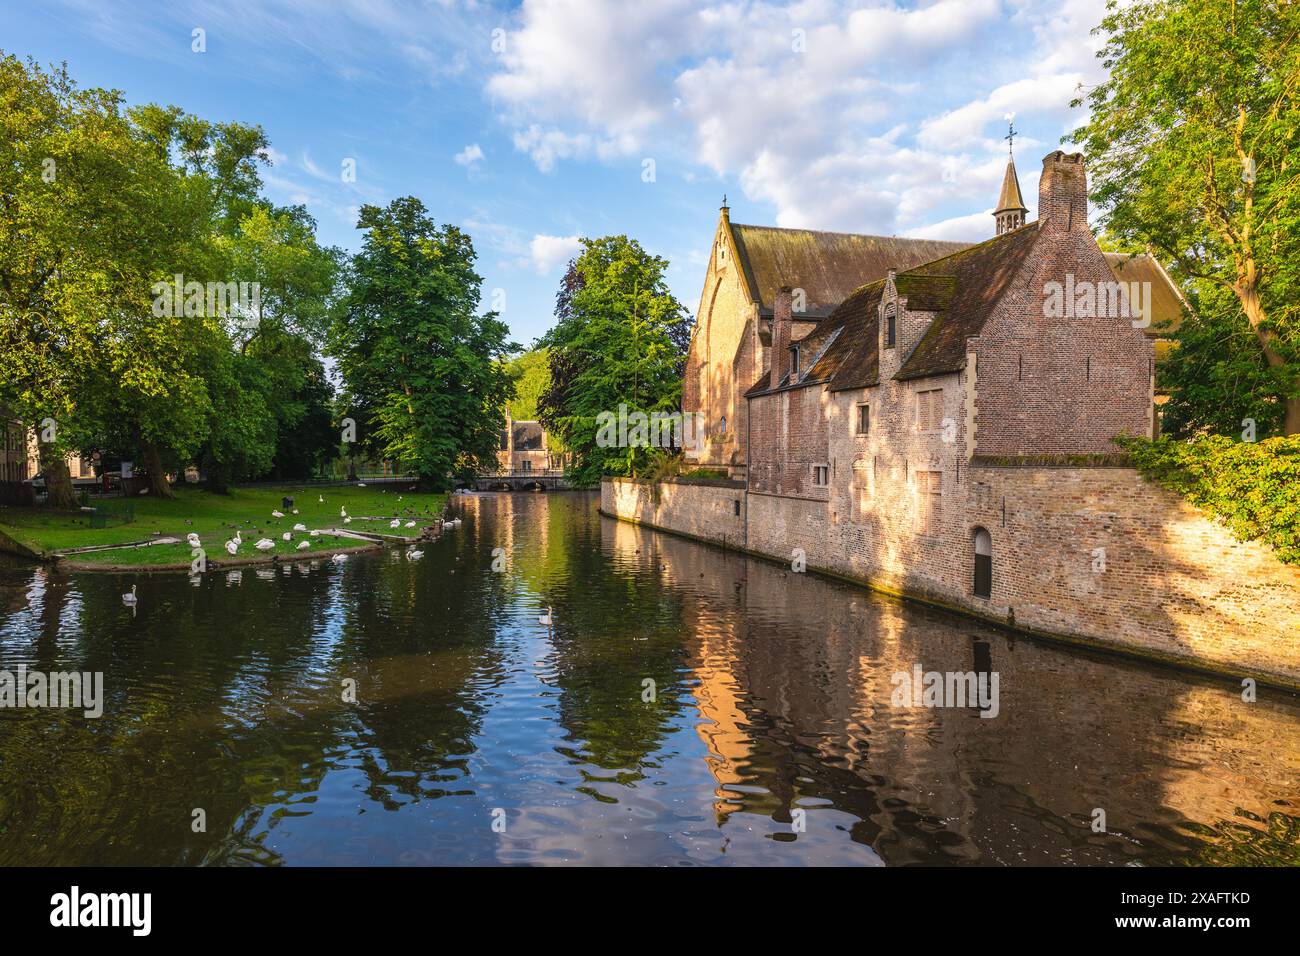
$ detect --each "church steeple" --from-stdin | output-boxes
[994,115,1028,235]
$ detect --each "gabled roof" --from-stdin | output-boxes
[1103,252,1187,333]
[743,221,1186,401]
[896,222,1042,380]
[729,223,969,319]
[512,421,544,450]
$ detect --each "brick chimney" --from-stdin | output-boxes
[1038,150,1088,232]
[770,286,793,390]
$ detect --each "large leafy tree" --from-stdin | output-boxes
[1073,0,1300,434]
[0,56,206,505]
[329,197,515,488]
[538,236,692,483]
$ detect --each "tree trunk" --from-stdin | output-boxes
[38,442,77,510]
[140,441,173,498]
[1234,277,1299,436]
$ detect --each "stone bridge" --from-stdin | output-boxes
[471,472,571,492]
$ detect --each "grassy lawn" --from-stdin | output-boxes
[0,484,447,561]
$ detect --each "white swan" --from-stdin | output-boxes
[254,538,275,551]
[539,606,553,626]
[297,540,311,550]
[122,584,137,607]
[390,518,401,528]
[186,533,201,548]
[407,549,423,560]
[442,521,454,530]
[343,516,352,524]
[282,532,292,541]
[332,553,348,564]
[292,508,299,515]
[318,495,324,504]
[404,521,416,529]
[271,510,284,518]
[357,482,366,487]
[225,539,239,555]
[293,523,307,532]
[310,529,320,537]
[233,530,242,545]
[340,507,347,518]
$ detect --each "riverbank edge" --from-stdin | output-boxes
[599,505,1300,695]
[54,540,385,574]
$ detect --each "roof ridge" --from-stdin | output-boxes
[730,222,970,245]
[899,220,1040,276]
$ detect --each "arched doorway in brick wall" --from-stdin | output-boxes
[972,527,992,599]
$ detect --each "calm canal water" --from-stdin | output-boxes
[0,491,1297,866]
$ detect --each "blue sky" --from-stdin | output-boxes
[1,0,1111,347]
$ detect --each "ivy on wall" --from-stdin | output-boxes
[1117,434,1300,564]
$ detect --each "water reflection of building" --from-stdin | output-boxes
[600,508,1300,863]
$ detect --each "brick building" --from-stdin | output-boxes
[497,410,565,475]
[601,151,1300,688]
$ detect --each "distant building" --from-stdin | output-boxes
[0,406,92,488]
[497,410,565,475]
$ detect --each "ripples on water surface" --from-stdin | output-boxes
[0,491,1297,865]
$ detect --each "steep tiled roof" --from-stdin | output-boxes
[1103,252,1187,332]
[895,222,1042,380]
[512,421,544,450]
[729,223,969,318]
[743,222,1184,401]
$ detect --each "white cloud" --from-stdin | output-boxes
[485,0,1101,235]
[455,143,485,167]
[529,234,583,274]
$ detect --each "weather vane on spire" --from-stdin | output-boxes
[1004,112,1017,156]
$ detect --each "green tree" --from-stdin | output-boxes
[329,197,515,488]
[0,56,207,505]
[1073,0,1300,434]
[538,236,691,484]
[504,348,551,421]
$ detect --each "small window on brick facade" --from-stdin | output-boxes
[884,305,896,348]
[915,388,943,432]
[855,403,870,435]
[916,470,942,535]
[973,527,992,598]
[812,463,829,487]
[733,499,741,516]
[719,415,726,435]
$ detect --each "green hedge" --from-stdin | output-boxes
[1117,434,1300,564]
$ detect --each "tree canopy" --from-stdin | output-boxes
[538,236,692,484]
[1073,0,1300,435]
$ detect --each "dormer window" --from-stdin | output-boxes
[884,305,896,348]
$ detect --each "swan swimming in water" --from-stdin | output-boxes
[539,606,553,627]
[332,553,348,564]
[122,584,137,607]
[406,549,423,560]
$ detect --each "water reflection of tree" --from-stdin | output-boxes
[510,492,691,782]
[0,546,507,864]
